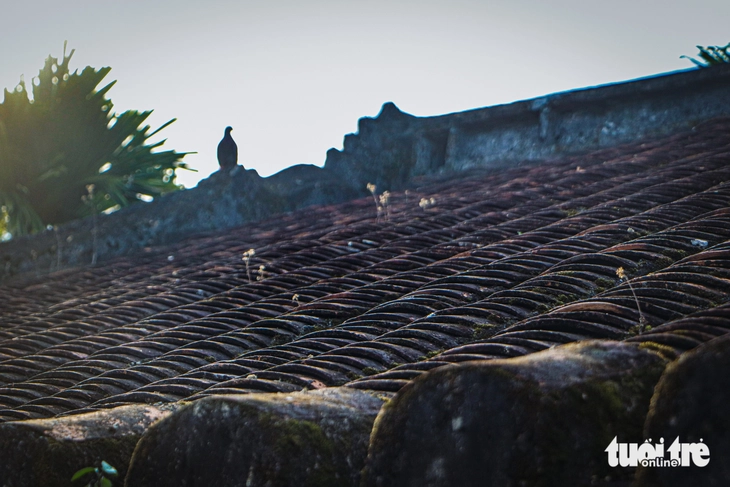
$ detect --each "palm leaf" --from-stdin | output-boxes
[0,43,191,236]
[683,43,730,67]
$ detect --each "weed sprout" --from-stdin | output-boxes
[242,248,255,282]
[419,197,435,210]
[616,266,648,333]
[366,183,383,220]
[71,460,118,487]
[81,184,98,264]
[379,191,390,220]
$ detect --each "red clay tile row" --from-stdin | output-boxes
[23,159,730,413]
[1,119,730,420]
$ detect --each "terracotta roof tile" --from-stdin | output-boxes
[2,119,730,423]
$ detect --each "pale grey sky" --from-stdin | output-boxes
[2,0,729,187]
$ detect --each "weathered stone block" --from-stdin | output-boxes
[126,388,386,487]
[362,340,669,487]
[636,333,730,487]
[0,404,177,487]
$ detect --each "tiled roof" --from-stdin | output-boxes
[2,118,730,426]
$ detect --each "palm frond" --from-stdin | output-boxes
[0,43,192,237]
[683,43,730,67]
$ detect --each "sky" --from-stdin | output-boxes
[2,0,729,188]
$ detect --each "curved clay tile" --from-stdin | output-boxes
[4,121,730,420]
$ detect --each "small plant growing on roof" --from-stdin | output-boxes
[242,248,255,282]
[380,190,391,220]
[419,197,435,210]
[71,460,118,487]
[682,43,730,67]
[256,264,267,281]
[366,183,389,221]
[81,184,99,264]
[616,266,648,334]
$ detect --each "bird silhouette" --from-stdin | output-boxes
[217,126,238,169]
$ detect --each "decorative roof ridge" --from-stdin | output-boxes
[2,65,730,281]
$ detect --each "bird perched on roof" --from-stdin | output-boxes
[217,126,238,170]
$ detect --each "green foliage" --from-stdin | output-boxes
[71,460,118,487]
[0,43,192,237]
[681,43,730,67]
